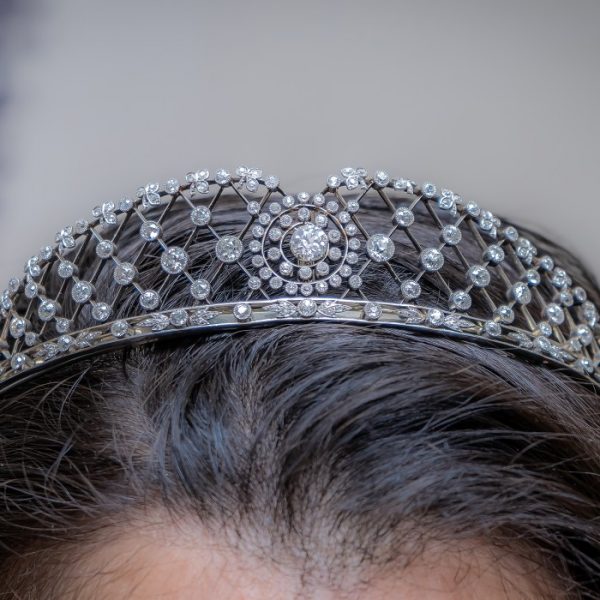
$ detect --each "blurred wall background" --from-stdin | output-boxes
[0,0,599,282]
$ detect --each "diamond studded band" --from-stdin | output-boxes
[1,166,599,392]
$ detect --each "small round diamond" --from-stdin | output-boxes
[191,205,211,226]
[215,236,243,263]
[71,280,94,303]
[374,170,389,187]
[10,353,28,371]
[140,290,160,310]
[484,321,502,336]
[573,286,587,303]
[525,269,541,286]
[9,317,27,338]
[298,266,313,280]
[91,302,112,322]
[57,335,74,352]
[58,261,76,278]
[24,331,39,346]
[394,207,414,227]
[467,265,491,287]
[165,178,180,194]
[366,234,395,263]
[546,303,565,325]
[38,299,59,321]
[161,246,189,274]
[511,282,532,304]
[264,175,279,190]
[140,221,161,241]
[441,225,462,246]
[494,305,514,323]
[427,308,445,326]
[483,244,505,264]
[55,318,71,333]
[348,275,362,289]
[215,169,231,185]
[111,321,129,338]
[363,302,381,320]
[285,282,298,295]
[422,182,437,198]
[113,262,137,285]
[537,255,554,271]
[401,279,421,299]
[170,309,188,327]
[420,248,444,272]
[450,290,472,311]
[574,324,593,346]
[269,276,283,290]
[290,224,329,263]
[233,303,252,321]
[538,321,553,337]
[190,279,211,300]
[95,240,114,259]
[298,299,317,317]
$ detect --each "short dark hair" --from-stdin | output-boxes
[2,194,600,598]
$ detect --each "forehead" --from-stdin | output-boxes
[66,523,555,600]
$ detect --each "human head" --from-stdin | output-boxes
[1,186,600,599]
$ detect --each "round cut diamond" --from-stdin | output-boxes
[140,290,160,310]
[161,246,189,274]
[511,282,532,304]
[366,234,395,263]
[111,320,129,338]
[71,280,94,303]
[9,317,27,338]
[140,221,161,241]
[191,206,211,226]
[467,265,491,287]
[10,353,28,371]
[441,225,461,246]
[427,308,445,326]
[289,223,329,263]
[233,303,252,321]
[298,299,317,317]
[55,318,71,333]
[190,278,211,300]
[113,262,137,285]
[58,261,76,278]
[483,244,505,264]
[38,299,59,321]
[95,240,114,259]
[215,236,243,263]
[215,169,231,185]
[420,248,444,272]
[170,309,188,327]
[91,302,112,322]
[484,321,502,336]
[401,279,421,299]
[450,290,471,311]
[546,303,565,325]
[494,305,515,323]
[363,302,382,320]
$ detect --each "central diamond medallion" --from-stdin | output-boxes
[289,223,329,263]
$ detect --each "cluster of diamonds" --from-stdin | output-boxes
[1,166,599,390]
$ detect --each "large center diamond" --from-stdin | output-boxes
[289,223,329,263]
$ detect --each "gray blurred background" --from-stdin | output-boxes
[0,0,599,283]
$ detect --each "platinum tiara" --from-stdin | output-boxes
[1,166,599,392]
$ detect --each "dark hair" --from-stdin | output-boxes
[2,193,600,598]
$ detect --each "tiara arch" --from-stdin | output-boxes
[1,166,599,393]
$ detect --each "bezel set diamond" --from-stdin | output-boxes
[1,166,599,391]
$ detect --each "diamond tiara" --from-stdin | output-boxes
[1,166,599,392]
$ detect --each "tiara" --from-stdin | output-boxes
[1,166,599,392]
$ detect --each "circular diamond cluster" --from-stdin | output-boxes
[244,193,361,296]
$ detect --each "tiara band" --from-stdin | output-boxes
[1,166,599,392]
